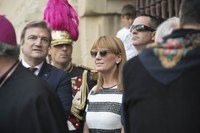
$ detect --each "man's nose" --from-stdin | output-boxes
[35,38,42,46]
[131,28,138,34]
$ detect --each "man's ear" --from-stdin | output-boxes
[48,47,52,55]
[151,31,156,42]
[20,40,24,54]
[20,39,24,46]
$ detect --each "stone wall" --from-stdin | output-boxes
[0,0,132,68]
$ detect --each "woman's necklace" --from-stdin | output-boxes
[101,84,117,89]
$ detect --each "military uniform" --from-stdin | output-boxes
[66,63,97,133]
[43,0,96,132]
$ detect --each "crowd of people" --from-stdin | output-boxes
[1,0,200,132]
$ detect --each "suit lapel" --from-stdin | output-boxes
[38,62,51,80]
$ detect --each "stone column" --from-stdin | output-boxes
[71,0,133,68]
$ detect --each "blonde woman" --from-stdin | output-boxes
[84,36,126,133]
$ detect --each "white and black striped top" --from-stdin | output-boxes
[85,85,122,133]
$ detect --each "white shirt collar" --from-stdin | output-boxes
[21,59,44,75]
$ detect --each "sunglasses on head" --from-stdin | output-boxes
[130,24,155,32]
[90,48,110,58]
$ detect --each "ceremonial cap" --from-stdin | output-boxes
[43,0,79,46]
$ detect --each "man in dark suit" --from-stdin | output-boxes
[20,20,72,118]
[0,15,67,133]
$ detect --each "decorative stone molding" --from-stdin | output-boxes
[78,0,133,16]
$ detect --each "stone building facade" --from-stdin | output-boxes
[0,0,132,68]
[133,0,182,19]
[0,0,182,68]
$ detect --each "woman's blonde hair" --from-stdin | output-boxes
[91,36,127,93]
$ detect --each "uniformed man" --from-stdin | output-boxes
[43,0,97,132]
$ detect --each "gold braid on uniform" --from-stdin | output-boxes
[65,62,74,73]
[71,70,88,120]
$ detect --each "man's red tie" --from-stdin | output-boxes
[28,67,37,73]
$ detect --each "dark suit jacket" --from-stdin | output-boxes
[38,62,72,117]
[0,63,67,133]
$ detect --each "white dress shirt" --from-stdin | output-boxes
[21,59,44,75]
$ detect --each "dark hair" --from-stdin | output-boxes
[0,42,20,58]
[180,0,200,26]
[20,20,52,45]
[137,13,165,30]
[121,4,137,18]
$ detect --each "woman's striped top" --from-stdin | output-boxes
[85,85,122,133]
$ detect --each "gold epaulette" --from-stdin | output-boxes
[75,64,98,81]
[75,64,92,71]
[89,70,98,81]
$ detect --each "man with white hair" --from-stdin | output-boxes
[155,17,180,43]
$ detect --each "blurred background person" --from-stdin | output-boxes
[0,15,67,133]
[84,36,126,133]
[116,4,138,60]
[122,0,200,132]
[43,0,97,132]
[20,20,72,120]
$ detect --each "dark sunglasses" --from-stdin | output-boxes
[90,48,110,58]
[130,24,155,32]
